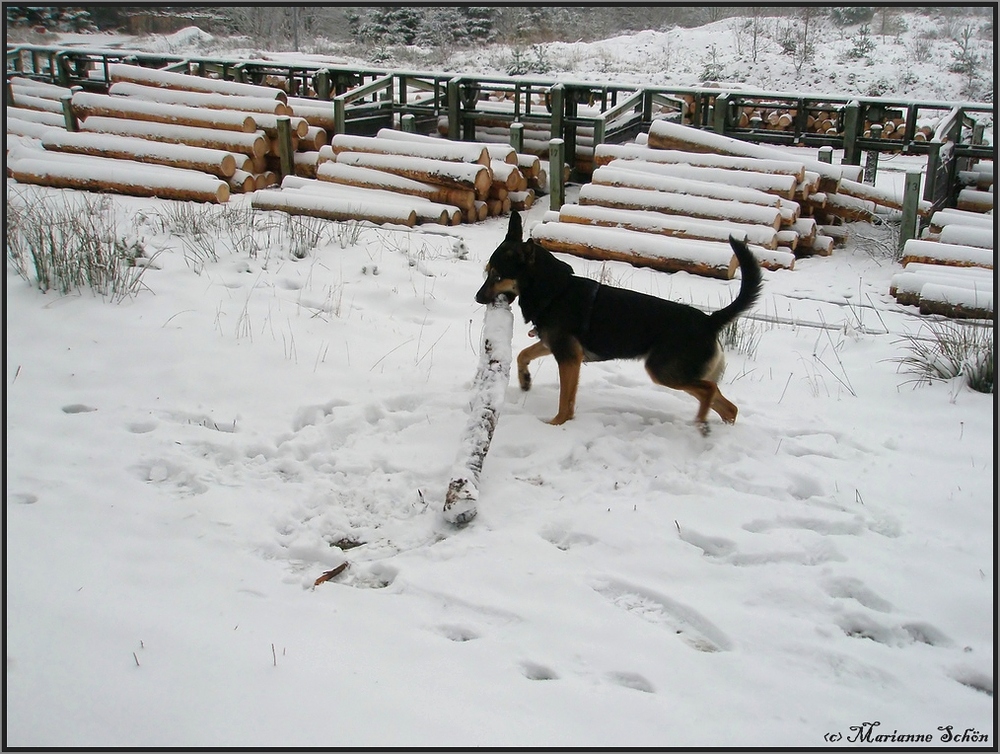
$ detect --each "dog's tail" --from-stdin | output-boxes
[708,236,763,331]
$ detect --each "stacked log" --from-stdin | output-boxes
[890,208,994,319]
[276,129,547,224]
[7,149,229,203]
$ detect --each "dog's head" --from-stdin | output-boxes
[475,211,530,305]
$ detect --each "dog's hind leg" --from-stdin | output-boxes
[681,381,736,435]
[550,351,583,425]
[517,341,551,391]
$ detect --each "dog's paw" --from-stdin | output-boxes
[518,370,532,391]
[547,413,572,426]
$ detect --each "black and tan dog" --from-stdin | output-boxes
[476,212,763,432]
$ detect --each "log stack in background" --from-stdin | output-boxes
[6,66,543,225]
[528,118,953,280]
[261,127,546,226]
[887,203,994,320]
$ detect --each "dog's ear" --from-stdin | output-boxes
[506,211,523,242]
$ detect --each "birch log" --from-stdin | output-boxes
[443,295,514,526]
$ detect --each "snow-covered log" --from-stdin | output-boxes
[928,208,996,232]
[956,188,994,213]
[5,106,66,128]
[79,116,269,159]
[40,130,239,178]
[6,118,60,139]
[557,203,780,249]
[72,91,258,133]
[837,177,934,216]
[646,120,857,189]
[227,170,256,193]
[818,192,877,222]
[299,126,328,153]
[9,76,72,100]
[594,143,807,182]
[280,175,461,225]
[490,160,526,191]
[108,81,291,115]
[592,165,785,208]
[531,222,739,279]
[890,265,993,306]
[603,157,799,199]
[10,91,64,114]
[316,161,477,212]
[333,151,493,199]
[509,190,535,211]
[248,112,310,139]
[937,224,994,250]
[251,188,417,226]
[330,133,490,166]
[796,233,834,256]
[918,283,993,319]
[443,295,514,526]
[9,152,230,203]
[108,63,287,102]
[899,239,994,269]
[578,184,784,230]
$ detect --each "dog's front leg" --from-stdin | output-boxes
[549,351,583,425]
[517,341,550,391]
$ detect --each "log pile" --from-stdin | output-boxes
[283,128,545,225]
[529,118,962,278]
[888,206,995,320]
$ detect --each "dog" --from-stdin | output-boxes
[475,212,763,432]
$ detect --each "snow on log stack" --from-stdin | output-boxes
[257,127,544,226]
[6,68,536,225]
[530,118,961,279]
[887,200,995,320]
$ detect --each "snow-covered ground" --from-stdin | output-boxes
[5,15,995,749]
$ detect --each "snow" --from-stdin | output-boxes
[5,16,996,749]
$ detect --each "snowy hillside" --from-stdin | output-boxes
[5,12,995,749]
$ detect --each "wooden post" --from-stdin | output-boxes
[276,115,294,177]
[333,95,346,135]
[509,121,524,153]
[314,69,331,100]
[842,100,861,165]
[549,138,565,211]
[447,77,461,142]
[923,142,941,203]
[60,93,78,132]
[863,123,882,184]
[712,92,729,134]
[401,113,415,133]
[818,145,833,164]
[549,83,564,143]
[898,170,922,253]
